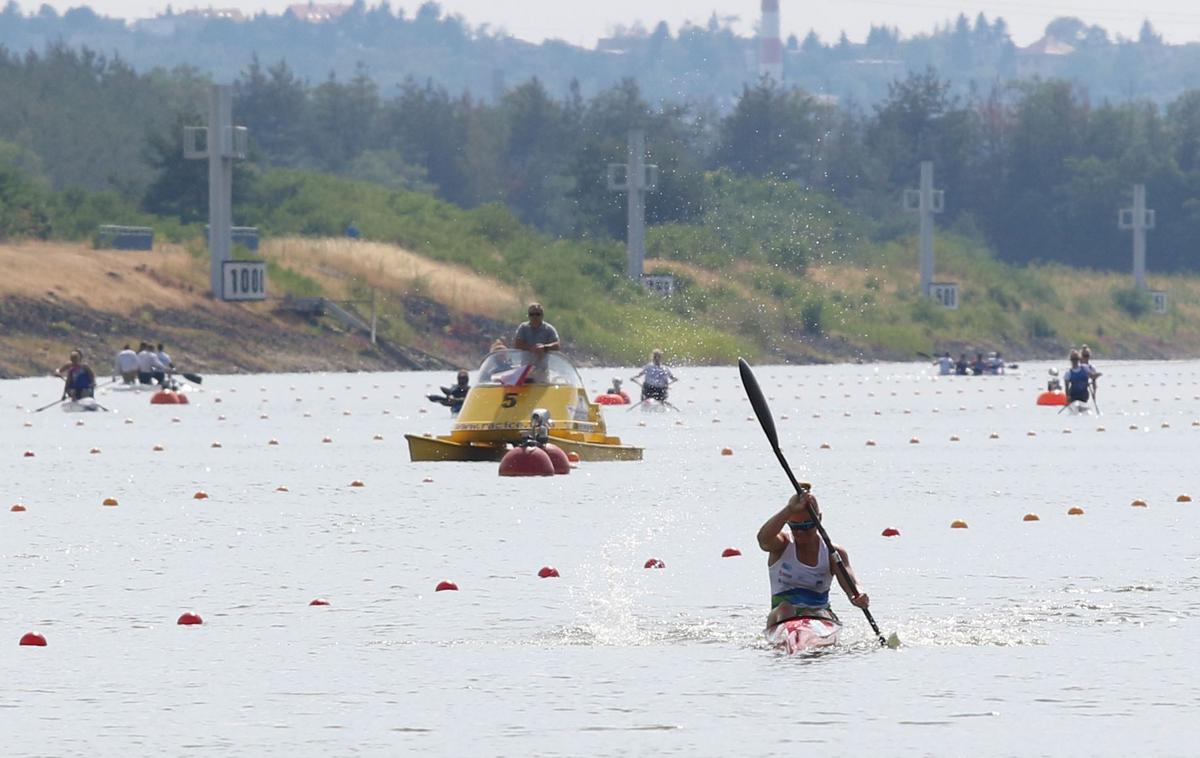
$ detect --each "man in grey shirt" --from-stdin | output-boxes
[513,303,560,382]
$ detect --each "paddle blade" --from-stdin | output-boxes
[182,372,203,385]
[738,358,779,449]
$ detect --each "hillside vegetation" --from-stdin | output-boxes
[3,167,1198,378]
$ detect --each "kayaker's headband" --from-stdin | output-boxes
[788,520,817,531]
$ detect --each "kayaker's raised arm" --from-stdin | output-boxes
[757,491,812,553]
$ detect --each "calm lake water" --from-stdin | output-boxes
[3,361,1198,757]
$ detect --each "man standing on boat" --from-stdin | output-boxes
[758,490,869,630]
[56,350,96,401]
[513,303,559,382]
[1064,350,1091,405]
[631,349,677,403]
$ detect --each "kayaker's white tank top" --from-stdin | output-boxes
[768,538,832,606]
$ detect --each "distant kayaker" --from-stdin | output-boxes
[156,343,174,372]
[1064,350,1091,404]
[955,353,969,375]
[631,349,677,402]
[513,303,559,382]
[1080,344,1101,387]
[56,350,96,400]
[758,490,869,630]
[606,377,630,402]
[114,344,139,384]
[428,370,470,413]
[971,352,986,375]
[136,342,166,385]
[933,352,953,376]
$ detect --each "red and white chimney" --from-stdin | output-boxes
[758,0,783,83]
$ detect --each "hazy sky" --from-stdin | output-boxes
[38,0,1200,46]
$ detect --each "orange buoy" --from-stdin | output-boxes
[537,566,560,578]
[721,547,742,557]
[11,503,27,512]
[349,480,365,487]
[951,520,969,529]
[102,497,118,506]
[435,581,458,592]
[881,527,900,537]
[819,442,831,449]
[177,612,203,625]
[1068,507,1085,515]
[193,491,209,500]
[989,432,999,439]
[373,434,384,441]
[720,447,734,456]
[19,632,47,647]
[175,394,190,405]
[322,437,333,443]
[422,477,434,483]
[596,393,629,405]
[542,444,571,475]
[499,446,556,477]
[866,440,877,446]
[1023,513,1040,522]
[566,451,581,463]
[909,437,920,444]
[1178,494,1192,503]
[268,439,279,446]
[644,558,666,569]
[210,442,222,448]
[22,451,34,458]
[949,435,960,442]
[309,598,331,606]
[1131,499,1148,507]
[276,486,289,492]
[150,390,178,405]
[153,445,164,452]
[1037,391,1067,406]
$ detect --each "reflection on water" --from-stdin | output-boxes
[3,361,1200,755]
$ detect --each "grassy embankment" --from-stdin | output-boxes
[3,168,1199,378]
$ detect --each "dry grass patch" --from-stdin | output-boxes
[263,237,522,319]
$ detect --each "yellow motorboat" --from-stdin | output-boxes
[405,349,643,462]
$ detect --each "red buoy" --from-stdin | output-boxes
[499,446,556,477]
[1037,391,1068,406]
[309,598,331,606]
[644,558,665,569]
[721,547,742,558]
[881,527,901,537]
[542,443,571,475]
[19,632,46,647]
[537,566,560,578]
[435,581,459,592]
[177,612,203,626]
[150,390,179,405]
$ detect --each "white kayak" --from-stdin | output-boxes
[765,616,842,654]
[62,397,102,413]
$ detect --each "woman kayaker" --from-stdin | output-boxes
[757,490,869,630]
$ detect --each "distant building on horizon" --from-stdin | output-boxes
[285,2,351,23]
[1016,34,1076,77]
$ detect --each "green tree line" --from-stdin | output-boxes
[3,41,1200,273]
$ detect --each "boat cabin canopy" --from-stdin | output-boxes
[476,349,584,389]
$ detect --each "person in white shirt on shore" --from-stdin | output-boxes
[156,343,173,372]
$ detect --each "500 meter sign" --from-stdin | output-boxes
[222,261,267,301]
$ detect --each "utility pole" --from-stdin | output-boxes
[1119,184,1155,291]
[184,84,249,299]
[903,161,944,297]
[607,130,658,281]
